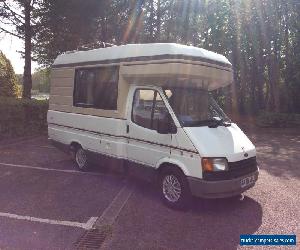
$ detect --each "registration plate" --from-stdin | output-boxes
[240,175,255,188]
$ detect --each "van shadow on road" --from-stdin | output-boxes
[189,195,263,249]
[109,180,263,250]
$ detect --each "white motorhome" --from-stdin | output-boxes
[48,43,258,209]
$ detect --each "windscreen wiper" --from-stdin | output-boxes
[208,118,231,128]
[182,119,231,128]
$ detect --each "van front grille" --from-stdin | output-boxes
[228,157,257,171]
[203,157,258,181]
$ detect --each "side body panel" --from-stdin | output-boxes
[48,111,127,160]
[48,79,202,180]
[124,85,202,178]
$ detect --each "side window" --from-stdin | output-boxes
[152,94,169,131]
[94,67,119,110]
[74,66,119,110]
[132,89,155,130]
[132,89,169,130]
[74,70,96,107]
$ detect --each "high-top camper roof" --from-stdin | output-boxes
[52,43,231,68]
[50,43,233,118]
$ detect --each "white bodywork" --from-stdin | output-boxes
[48,85,202,178]
[48,84,256,179]
[184,125,256,162]
[48,43,256,181]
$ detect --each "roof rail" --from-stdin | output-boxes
[64,42,115,54]
[78,42,115,51]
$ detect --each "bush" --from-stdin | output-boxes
[256,111,300,128]
[0,97,49,139]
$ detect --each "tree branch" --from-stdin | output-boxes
[2,1,25,22]
[0,13,23,28]
[0,26,24,39]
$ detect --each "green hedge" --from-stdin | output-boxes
[0,97,49,139]
[256,111,300,128]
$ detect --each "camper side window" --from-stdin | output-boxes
[132,89,169,130]
[74,66,119,110]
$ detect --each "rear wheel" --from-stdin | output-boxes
[159,168,191,210]
[72,145,89,171]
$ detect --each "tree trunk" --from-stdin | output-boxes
[228,0,241,115]
[149,0,154,41]
[230,43,239,116]
[256,48,265,110]
[22,0,32,99]
[259,0,280,112]
[282,1,291,112]
[156,0,161,41]
[266,54,280,112]
[182,0,191,43]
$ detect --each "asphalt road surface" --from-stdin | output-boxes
[0,128,299,250]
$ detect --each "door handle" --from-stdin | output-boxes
[126,124,129,133]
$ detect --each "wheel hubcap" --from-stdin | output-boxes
[76,148,87,169]
[162,174,182,202]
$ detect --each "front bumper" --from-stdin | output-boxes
[187,170,259,199]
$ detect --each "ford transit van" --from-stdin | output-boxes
[48,43,259,209]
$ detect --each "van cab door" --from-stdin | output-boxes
[126,87,173,172]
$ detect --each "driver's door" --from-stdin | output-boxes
[126,88,172,168]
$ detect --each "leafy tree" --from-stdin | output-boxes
[2,0,297,114]
[0,51,19,97]
[32,68,50,93]
[33,0,103,66]
[0,0,39,99]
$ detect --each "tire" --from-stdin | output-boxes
[73,145,89,171]
[159,167,191,210]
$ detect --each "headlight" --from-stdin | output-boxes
[202,158,228,172]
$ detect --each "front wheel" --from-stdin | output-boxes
[159,168,191,210]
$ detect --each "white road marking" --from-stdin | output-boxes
[0,162,104,176]
[34,145,56,149]
[85,216,99,229]
[95,183,133,228]
[0,212,98,230]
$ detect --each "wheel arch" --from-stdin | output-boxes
[69,140,82,152]
[155,158,190,176]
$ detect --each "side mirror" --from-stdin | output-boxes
[157,113,177,134]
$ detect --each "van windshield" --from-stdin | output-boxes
[163,87,231,127]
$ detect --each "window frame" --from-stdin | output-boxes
[73,66,119,110]
[131,88,170,131]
